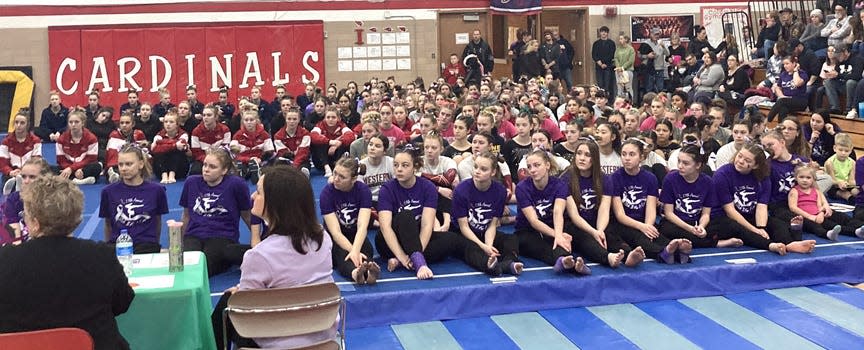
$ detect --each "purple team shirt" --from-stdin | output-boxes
[659,171,716,224]
[857,157,864,206]
[377,177,438,219]
[2,192,22,226]
[610,168,659,222]
[452,180,507,237]
[711,163,771,218]
[768,155,807,204]
[99,181,169,244]
[319,181,373,233]
[559,171,613,225]
[515,176,569,230]
[179,175,251,241]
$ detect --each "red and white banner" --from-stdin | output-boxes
[49,21,324,109]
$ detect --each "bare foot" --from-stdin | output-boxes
[769,242,787,256]
[717,238,744,248]
[790,215,804,231]
[677,239,693,254]
[786,240,816,254]
[608,249,625,268]
[387,258,400,272]
[487,255,498,270]
[574,257,592,275]
[365,262,381,285]
[352,265,367,284]
[510,262,524,275]
[562,255,576,270]
[416,265,434,279]
[665,239,681,255]
[625,247,645,267]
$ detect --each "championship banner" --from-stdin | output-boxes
[631,15,694,43]
[701,6,749,48]
[49,21,324,110]
[490,0,542,15]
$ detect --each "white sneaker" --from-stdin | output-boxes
[107,168,120,183]
[846,109,858,119]
[324,165,333,178]
[72,177,96,185]
[300,167,310,179]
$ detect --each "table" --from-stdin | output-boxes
[116,252,217,350]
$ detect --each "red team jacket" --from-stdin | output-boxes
[0,133,42,175]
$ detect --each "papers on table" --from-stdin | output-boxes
[725,258,757,264]
[132,252,201,269]
[128,275,175,289]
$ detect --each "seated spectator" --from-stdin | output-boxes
[752,12,781,60]
[33,90,68,143]
[767,56,809,122]
[815,44,863,116]
[717,54,750,109]
[801,9,828,54]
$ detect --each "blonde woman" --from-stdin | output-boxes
[614,35,636,100]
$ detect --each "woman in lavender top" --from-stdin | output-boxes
[320,156,379,284]
[99,144,168,254]
[179,147,252,276]
[375,146,460,280]
[563,138,644,268]
[453,151,522,276]
[712,143,799,254]
[610,138,691,264]
[515,149,590,274]
[213,165,335,350]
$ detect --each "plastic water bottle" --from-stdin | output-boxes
[116,229,134,277]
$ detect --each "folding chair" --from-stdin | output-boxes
[223,282,346,350]
[0,327,93,350]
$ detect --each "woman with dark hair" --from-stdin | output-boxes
[717,54,751,109]
[214,165,336,349]
[767,56,809,122]
[690,51,724,105]
[803,109,841,165]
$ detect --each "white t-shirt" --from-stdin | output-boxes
[422,156,457,176]
[359,156,394,201]
[458,155,511,181]
[599,151,622,176]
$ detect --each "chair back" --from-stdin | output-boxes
[0,327,93,350]
[227,282,343,339]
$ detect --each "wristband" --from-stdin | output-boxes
[756,225,767,229]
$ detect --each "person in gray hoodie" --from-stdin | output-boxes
[690,52,725,105]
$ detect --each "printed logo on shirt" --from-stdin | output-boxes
[778,172,796,194]
[675,194,701,217]
[468,202,494,232]
[579,189,597,211]
[622,186,647,211]
[733,185,756,214]
[534,199,553,219]
[337,203,359,227]
[364,173,392,189]
[114,198,151,226]
[398,200,423,220]
[193,193,229,217]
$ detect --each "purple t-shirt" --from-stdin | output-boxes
[559,171,613,225]
[377,176,438,220]
[2,191,22,226]
[179,175,251,241]
[319,181,373,233]
[99,181,169,244]
[857,157,864,206]
[711,163,771,218]
[452,180,507,237]
[660,171,716,224]
[769,155,807,203]
[778,69,808,98]
[515,176,569,230]
[609,168,659,222]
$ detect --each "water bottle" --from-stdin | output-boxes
[116,229,134,277]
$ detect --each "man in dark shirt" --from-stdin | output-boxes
[815,44,863,115]
[462,29,495,75]
[789,38,823,110]
[592,26,616,98]
[554,30,575,90]
[539,30,561,79]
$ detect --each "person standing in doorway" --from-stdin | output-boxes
[462,29,495,75]
[592,26,617,97]
[555,30,575,91]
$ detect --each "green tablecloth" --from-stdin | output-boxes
[116,252,216,350]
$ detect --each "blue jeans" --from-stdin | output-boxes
[646,69,665,93]
[596,66,615,96]
[821,78,858,111]
[559,67,574,91]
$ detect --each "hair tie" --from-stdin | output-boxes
[218,144,236,160]
[626,137,649,147]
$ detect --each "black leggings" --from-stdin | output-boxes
[767,96,808,122]
[515,228,571,266]
[153,151,190,179]
[710,216,773,250]
[183,236,249,277]
[565,223,618,266]
[802,213,864,239]
[658,219,719,248]
[607,220,670,260]
[374,211,461,264]
[331,229,375,279]
[768,202,801,244]
[311,144,349,171]
[460,232,520,275]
